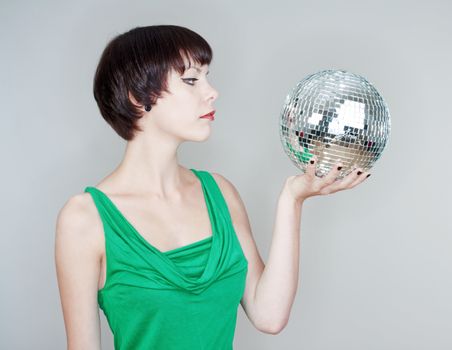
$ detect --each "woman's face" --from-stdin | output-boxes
[148,61,219,143]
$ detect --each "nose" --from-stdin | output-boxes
[206,83,219,103]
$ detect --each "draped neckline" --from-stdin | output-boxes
[85,168,215,257]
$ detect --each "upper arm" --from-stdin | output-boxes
[211,173,266,330]
[54,194,103,350]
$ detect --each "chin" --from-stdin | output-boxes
[196,132,211,142]
[193,128,212,142]
[180,131,210,143]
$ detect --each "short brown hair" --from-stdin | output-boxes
[93,25,213,140]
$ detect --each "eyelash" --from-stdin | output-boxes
[182,78,198,86]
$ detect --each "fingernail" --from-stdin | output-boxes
[310,159,315,164]
[357,171,362,175]
[366,174,371,178]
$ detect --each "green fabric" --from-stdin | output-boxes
[84,169,248,350]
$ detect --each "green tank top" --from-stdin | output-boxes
[84,168,248,350]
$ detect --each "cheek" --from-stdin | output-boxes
[150,87,201,132]
[153,100,196,132]
[169,92,198,118]
[157,92,188,114]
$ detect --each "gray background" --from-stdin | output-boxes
[1,0,451,349]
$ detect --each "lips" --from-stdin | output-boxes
[200,110,216,120]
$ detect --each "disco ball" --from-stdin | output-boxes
[279,69,391,179]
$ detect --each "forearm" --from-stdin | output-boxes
[253,187,303,332]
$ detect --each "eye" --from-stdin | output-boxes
[182,78,198,86]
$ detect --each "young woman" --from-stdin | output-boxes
[55,25,370,350]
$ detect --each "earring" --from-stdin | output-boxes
[144,105,152,112]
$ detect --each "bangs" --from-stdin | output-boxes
[162,30,213,76]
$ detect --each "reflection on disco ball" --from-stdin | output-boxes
[279,69,391,179]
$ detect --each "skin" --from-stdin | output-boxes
[54,56,370,349]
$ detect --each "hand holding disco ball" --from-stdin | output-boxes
[279,69,391,183]
[281,154,369,202]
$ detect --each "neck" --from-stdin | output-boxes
[110,129,187,198]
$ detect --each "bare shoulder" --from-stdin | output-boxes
[55,192,104,255]
[210,172,245,219]
[210,172,255,243]
[210,171,252,245]
[211,172,240,198]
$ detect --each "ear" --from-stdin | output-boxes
[128,91,142,108]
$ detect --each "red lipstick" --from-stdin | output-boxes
[200,110,215,120]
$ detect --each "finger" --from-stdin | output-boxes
[337,164,363,189]
[348,170,371,188]
[317,160,345,194]
[321,159,344,187]
[305,155,317,179]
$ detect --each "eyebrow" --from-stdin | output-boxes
[186,66,209,75]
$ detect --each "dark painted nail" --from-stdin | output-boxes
[310,160,314,164]
[357,171,362,175]
[366,174,371,178]
[337,166,342,171]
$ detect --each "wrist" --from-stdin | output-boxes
[279,186,305,207]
